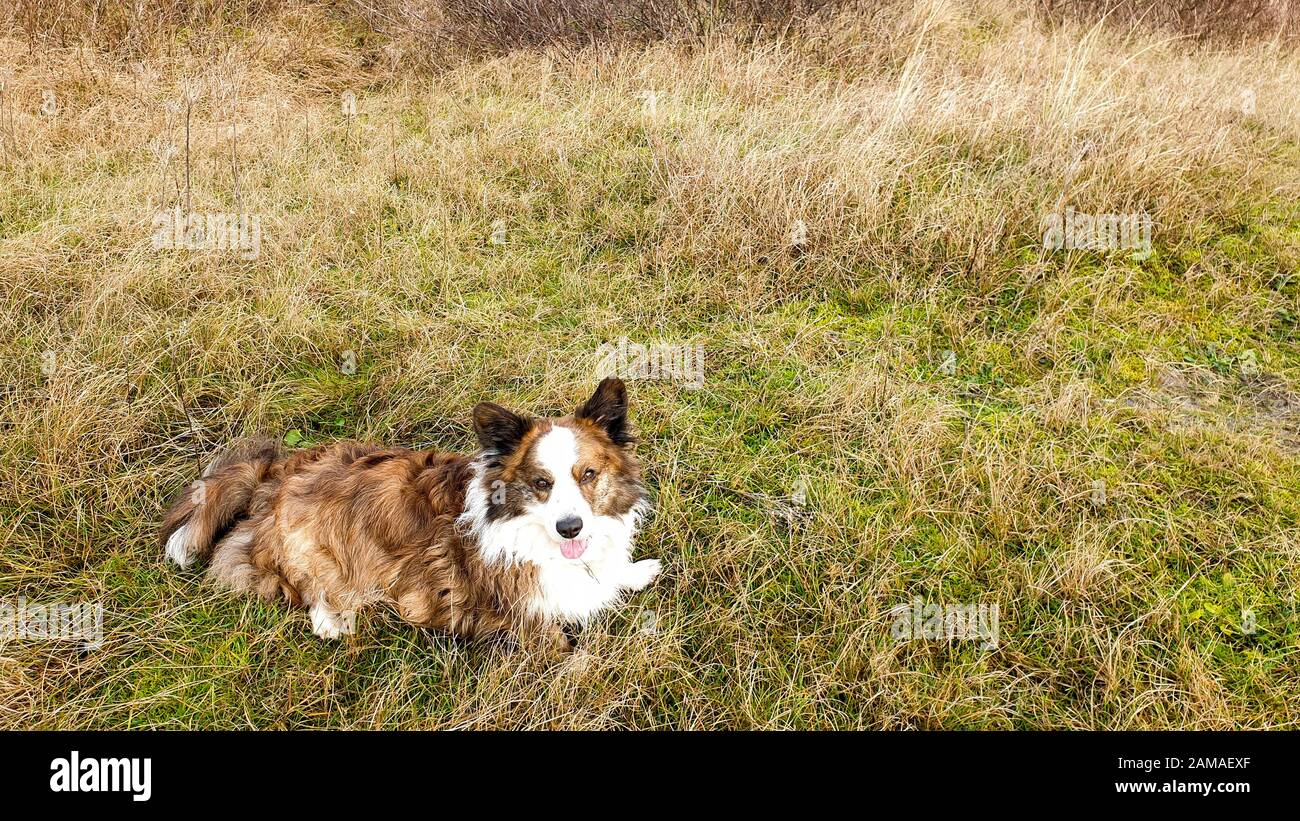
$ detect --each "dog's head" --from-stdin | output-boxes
[466,378,647,564]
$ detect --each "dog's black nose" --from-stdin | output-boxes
[556,516,583,539]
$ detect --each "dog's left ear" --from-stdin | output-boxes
[576,378,633,446]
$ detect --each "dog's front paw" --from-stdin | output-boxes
[624,559,662,592]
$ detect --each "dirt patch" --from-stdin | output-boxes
[1121,364,1300,451]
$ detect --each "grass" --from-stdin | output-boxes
[1,0,1299,728]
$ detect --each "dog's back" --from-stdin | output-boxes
[160,439,403,593]
[158,438,537,641]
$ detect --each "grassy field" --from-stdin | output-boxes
[2,0,1299,729]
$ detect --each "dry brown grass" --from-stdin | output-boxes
[1,0,1298,728]
[1040,0,1298,41]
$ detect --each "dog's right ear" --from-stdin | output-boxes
[575,377,633,446]
[472,402,532,455]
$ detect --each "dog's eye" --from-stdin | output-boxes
[580,468,597,484]
[532,477,552,492]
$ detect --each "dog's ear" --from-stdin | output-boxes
[575,378,633,446]
[472,402,532,455]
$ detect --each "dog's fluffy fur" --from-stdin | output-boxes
[159,379,658,653]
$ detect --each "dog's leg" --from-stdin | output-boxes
[309,600,355,639]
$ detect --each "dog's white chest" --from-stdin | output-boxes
[527,555,627,622]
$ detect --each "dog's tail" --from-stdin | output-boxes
[160,437,282,569]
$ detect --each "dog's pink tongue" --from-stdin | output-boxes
[560,539,587,559]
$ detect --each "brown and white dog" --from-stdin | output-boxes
[159,378,658,654]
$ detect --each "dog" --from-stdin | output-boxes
[159,378,659,654]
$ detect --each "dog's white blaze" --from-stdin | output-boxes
[531,426,592,535]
